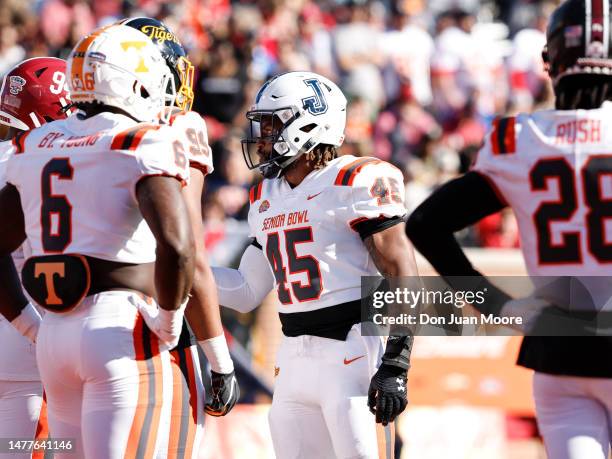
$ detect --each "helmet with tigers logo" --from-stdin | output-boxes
[118,17,195,111]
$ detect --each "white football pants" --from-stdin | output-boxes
[534,372,612,459]
[0,380,45,459]
[36,290,204,459]
[269,324,394,459]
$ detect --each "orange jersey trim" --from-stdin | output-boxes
[168,110,188,126]
[12,130,30,154]
[504,116,516,154]
[111,124,160,151]
[334,158,380,186]
[490,117,516,155]
[188,160,208,175]
[249,181,263,204]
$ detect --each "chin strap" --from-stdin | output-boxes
[262,128,327,179]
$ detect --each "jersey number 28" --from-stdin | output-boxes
[530,156,611,264]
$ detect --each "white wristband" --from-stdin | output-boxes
[157,300,187,339]
[199,334,234,374]
[11,302,42,343]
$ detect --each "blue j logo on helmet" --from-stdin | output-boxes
[302,79,328,115]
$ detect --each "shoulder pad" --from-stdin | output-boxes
[162,109,205,128]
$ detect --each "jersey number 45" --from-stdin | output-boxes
[265,227,323,304]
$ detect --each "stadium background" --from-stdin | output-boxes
[1,0,557,456]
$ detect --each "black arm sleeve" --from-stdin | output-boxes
[405,171,513,312]
[405,171,506,276]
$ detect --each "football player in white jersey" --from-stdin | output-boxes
[212,71,420,458]
[406,1,612,457]
[0,24,196,458]
[120,17,239,455]
[0,56,72,459]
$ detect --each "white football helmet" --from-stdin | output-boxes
[242,71,347,179]
[67,24,175,122]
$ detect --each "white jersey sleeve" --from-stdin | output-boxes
[345,159,407,236]
[127,124,191,200]
[163,109,214,175]
[212,243,275,313]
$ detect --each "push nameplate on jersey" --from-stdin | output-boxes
[21,255,91,313]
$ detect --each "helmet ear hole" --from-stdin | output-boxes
[300,123,317,133]
[132,81,150,99]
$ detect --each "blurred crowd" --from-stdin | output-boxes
[0,0,558,249]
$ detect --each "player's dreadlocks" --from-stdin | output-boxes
[305,144,338,170]
[555,74,612,110]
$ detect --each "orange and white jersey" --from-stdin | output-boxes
[160,108,214,176]
[248,155,407,313]
[4,111,189,263]
[473,103,612,308]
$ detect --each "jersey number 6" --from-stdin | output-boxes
[41,158,73,253]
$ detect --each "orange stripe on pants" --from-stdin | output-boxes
[167,347,200,459]
[183,348,198,459]
[124,315,164,459]
[124,316,148,459]
[31,392,49,459]
[144,338,163,459]
[167,351,185,459]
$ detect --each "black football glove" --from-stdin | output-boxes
[367,363,408,425]
[205,370,240,417]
